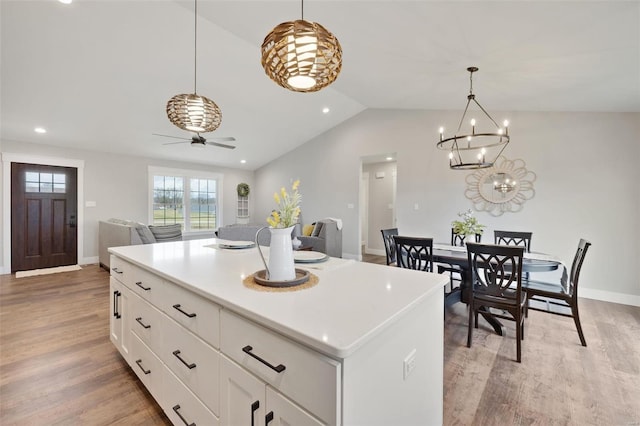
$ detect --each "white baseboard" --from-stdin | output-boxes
[343,252,361,261]
[580,288,640,307]
[365,248,386,257]
[0,266,9,275]
[81,256,99,265]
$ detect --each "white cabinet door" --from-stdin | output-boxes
[266,387,324,426]
[109,277,130,362]
[220,355,265,426]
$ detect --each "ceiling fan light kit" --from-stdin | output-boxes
[437,67,510,170]
[261,1,342,92]
[166,0,222,133]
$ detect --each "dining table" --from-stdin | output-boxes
[432,243,563,336]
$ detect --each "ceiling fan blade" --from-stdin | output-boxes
[162,140,190,145]
[152,133,190,141]
[208,136,236,142]
[206,141,236,149]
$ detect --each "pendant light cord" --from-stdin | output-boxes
[301,0,304,20]
[194,0,198,93]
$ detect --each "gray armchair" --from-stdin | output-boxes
[299,219,342,258]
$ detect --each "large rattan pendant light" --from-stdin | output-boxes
[437,67,510,170]
[166,0,221,133]
[261,0,342,92]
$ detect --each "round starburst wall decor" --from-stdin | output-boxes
[464,156,536,216]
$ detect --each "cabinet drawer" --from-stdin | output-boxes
[109,255,132,285]
[130,333,163,404]
[161,315,220,416]
[129,292,163,353]
[221,311,340,425]
[164,367,219,426]
[162,282,220,349]
[129,265,164,305]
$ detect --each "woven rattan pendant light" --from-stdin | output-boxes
[261,0,342,92]
[166,0,221,133]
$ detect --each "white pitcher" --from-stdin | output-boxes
[256,226,296,281]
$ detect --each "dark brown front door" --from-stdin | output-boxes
[11,163,78,273]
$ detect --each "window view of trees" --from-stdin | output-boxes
[153,175,217,231]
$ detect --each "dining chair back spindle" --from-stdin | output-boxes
[467,243,526,362]
[522,238,591,346]
[380,228,399,266]
[393,236,433,272]
[494,230,533,252]
[452,229,482,246]
[437,229,482,298]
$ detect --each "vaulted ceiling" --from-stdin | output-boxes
[2,1,638,170]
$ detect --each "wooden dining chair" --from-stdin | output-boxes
[393,236,433,272]
[522,239,591,346]
[467,242,526,362]
[380,228,399,265]
[437,229,482,297]
[495,230,532,280]
[494,230,533,252]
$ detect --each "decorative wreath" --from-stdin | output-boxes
[237,183,250,197]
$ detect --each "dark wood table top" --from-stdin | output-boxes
[432,245,561,273]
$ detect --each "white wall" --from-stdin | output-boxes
[1,140,254,272]
[254,109,640,303]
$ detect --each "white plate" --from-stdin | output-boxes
[218,240,256,249]
[294,251,329,263]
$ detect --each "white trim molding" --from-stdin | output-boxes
[580,288,640,307]
[1,153,85,274]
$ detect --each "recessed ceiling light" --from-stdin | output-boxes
[58,0,72,4]
[34,127,47,134]
[322,107,330,114]
[240,160,246,164]
[386,156,393,161]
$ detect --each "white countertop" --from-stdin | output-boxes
[109,239,447,359]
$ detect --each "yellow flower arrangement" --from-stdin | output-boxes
[266,180,301,228]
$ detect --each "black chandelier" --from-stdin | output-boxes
[437,67,510,170]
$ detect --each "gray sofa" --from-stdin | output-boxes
[217,219,342,258]
[98,219,184,269]
[216,223,272,246]
[298,219,342,258]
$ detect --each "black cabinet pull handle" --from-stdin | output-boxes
[111,267,123,274]
[242,345,286,373]
[114,291,121,319]
[135,281,151,291]
[251,400,260,426]
[265,411,274,425]
[172,350,196,369]
[135,317,151,329]
[172,404,195,426]
[135,359,151,375]
[173,304,196,318]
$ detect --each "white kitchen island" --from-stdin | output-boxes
[109,239,447,426]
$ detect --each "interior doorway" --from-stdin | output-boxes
[360,154,397,258]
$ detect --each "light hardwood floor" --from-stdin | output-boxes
[1,263,639,425]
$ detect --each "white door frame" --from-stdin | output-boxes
[1,153,85,274]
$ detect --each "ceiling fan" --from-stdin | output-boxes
[153,133,236,149]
